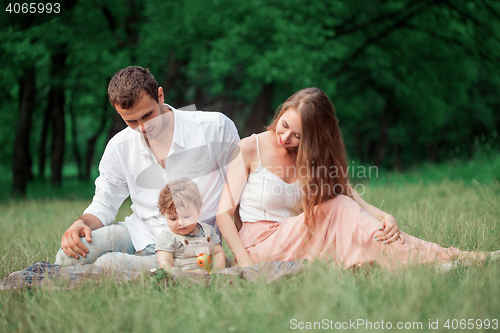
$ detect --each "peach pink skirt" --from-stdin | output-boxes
[239,195,460,269]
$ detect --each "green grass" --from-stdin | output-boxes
[1,160,500,332]
[352,152,500,187]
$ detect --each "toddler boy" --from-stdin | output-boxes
[156,179,226,272]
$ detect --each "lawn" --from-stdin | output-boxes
[1,166,499,332]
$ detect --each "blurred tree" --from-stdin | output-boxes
[91,0,145,141]
[0,27,48,196]
[48,45,68,186]
[2,0,500,196]
[332,0,500,167]
[12,65,36,196]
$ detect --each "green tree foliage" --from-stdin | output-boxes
[1,0,500,195]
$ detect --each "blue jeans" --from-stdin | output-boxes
[92,246,158,271]
[91,216,219,271]
[54,223,158,271]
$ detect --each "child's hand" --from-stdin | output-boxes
[157,251,174,271]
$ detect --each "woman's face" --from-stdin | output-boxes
[276,108,302,148]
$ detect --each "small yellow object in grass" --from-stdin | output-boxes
[197,253,212,273]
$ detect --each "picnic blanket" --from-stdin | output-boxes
[0,260,307,290]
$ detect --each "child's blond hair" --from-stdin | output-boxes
[158,178,202,216]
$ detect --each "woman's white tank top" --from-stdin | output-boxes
[238,134,302,223]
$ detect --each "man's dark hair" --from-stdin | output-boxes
[108,66,159,109]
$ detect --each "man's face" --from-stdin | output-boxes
[114,87,166,143]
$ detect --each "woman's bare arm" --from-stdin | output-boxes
[216,138,257,267]
[212,244,226,271]
[349,184,405,244]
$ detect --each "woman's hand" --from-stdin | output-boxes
[374,214,405,245]
[348,185,404,245]
[236,254,256,267]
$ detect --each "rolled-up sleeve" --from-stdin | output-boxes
[221,114,240,146]
[83,141,129,226]
[214,114,240,172]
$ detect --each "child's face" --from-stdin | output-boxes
[165,201,200,235]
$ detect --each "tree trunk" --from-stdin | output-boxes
[161,54,190,108]
[68,101,83,179]
[12,67,36,197]
[194,87,204,110]
[354,131,361,162]
[38,97,52,179]
[394,143,402,171]
[244,82,275,137]
[50,48,67,187]
[426,144,436,163]
[374,104,389,167]
[107,112,126,142]
[85,96,109,180]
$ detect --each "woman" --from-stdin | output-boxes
[216,88,493,269]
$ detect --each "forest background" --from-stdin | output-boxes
[1,0,500,198]
[2,3,500,331]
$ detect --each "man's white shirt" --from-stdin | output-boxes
[84,105,240,251]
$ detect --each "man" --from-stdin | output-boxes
[55,66,239,269]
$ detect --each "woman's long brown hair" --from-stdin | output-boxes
[268,88,351,231]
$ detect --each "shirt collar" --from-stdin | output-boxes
[169,105,185,149]
[186,223,204,237]
[137,103,185,156]
[137,129,150,155]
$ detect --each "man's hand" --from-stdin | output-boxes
[61,219,92,259]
